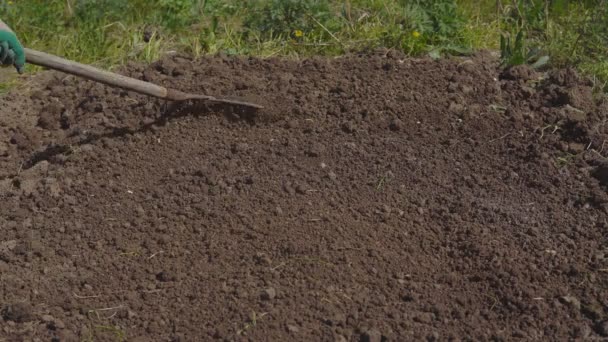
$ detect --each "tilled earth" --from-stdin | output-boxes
[1,50,608,341]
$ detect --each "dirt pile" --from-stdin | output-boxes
[1,50,608,341]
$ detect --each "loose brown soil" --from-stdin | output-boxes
[2,50,608,341]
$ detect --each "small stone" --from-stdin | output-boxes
[157,234,171,246]
[261,288,276,300]
[521,86,535,98]
[80,144,94,153]
[59,330,78,340]
[568,142,586,154]
[254,253,272,266]
[461,85,473,94]
[562,295,581,310]
[53,319,66,329]
[592,163,608,185]
[448,102,465,115]
[295,185,307,195]
[30,160,50,175]
[500,64,535,81]
[156,270,176,282]
[564,105,586,123]
[328,172,337,181]
[47,85,64,97]
[0,142,9,157]
[389,118,404,131]
[334,336,347,342]
[447,83,458,93]
[306,143,325,157]
[284,184,296,196]
[286,120,299,129]
[427,332,440,341]
[361,329,382,342]
[597,321,608,337]
[287,324,300,333]
[582,302,603,320]
[341,121,356,133]
[41,314,54,323]
[30,90,44,100]
[414,312,434,324]
[37,103,64,130]
[9,133,28,149]
[1,303,34,323]
[127,310,137,319]
[231,143,249,154]
[572,324,591,338]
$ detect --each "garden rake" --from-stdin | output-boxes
[24,48,263,110]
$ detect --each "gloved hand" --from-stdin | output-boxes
[0,27,25,73]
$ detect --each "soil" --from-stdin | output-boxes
[1,49,608,341]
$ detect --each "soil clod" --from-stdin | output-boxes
[261,288,277,301]
[1,303,34,323]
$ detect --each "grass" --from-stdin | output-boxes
[0,0,607,90]
[236,311,268,336]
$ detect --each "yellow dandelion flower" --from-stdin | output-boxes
[294,30,304,38]
[412,31,421,38]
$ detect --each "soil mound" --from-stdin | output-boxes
[1,50,608,340]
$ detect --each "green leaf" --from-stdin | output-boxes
[531,55,550,69]
[445,45,472,55]
[428,49,441,60]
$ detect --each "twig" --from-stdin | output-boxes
[539,125,552,140]
[73,292,101,299]
[142,289,162,294]
[271,262,286,271]
[290,42,334,47]
[488,132,512,144]
[89,305,124,312]
[147,251,164,260]
[591,149,607,160]
[88,305,126,320]
[321,297,335,304]
[307,14,344,47]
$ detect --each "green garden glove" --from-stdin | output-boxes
[0,29,25,73]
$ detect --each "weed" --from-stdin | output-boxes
[0,0,606,90]
[92,325,126,342]
[498,0,549,68]
[489,104,507,113]
[496,0,607,87]
[556,153,575,167]
[244,0,335,37]
[0,76,17,95]
[237,311,268,336]
[500,29,549,68]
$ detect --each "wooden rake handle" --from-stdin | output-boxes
[23,48,264,109]
[24,48,170,99]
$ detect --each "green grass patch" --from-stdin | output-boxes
[0,0,606,90]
